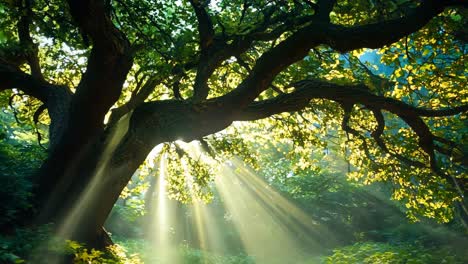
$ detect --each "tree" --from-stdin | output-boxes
[0,0,467,248]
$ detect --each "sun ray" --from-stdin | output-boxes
[146,153,181,264]
[56,111,131,239]
[214,160,313,263]
[230,158,338,248]
[30,112,134,263]
[174,140,338,262]
[179,148,226,260]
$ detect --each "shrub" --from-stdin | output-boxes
[0,142,45,228]
[65,240,143,264]
[324,242,465,264]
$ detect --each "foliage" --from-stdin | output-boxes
[238,124,467,243]
[0,144,33,227]
[113,198,147,224]
[324,242,467,264]
[108,126,468,262]
[64,240,142,264]
[0,224,52,263]
[165,143,215,203]
[0,111,46,228]
[0,226,144,264]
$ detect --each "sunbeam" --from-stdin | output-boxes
[192,202,225,254]
[229,158,337,248]
[173,141,338,263]
[28,112,134,263]
[215,162,306,263]
[185,173,225,259]
[146,153,182,264]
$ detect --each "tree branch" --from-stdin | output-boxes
[108,76,161,126]
[189,0,215,50]
[368,108,428,169]
[0,58,73,148]
[235,79,466,177]
[237,79,467,121]
[315,0,337,23]
[190,1,317,102]
[188,0,217,102]
[324,0,464,52]
[63,0,133,138]
[17,0,44,81]
[220,0,461,108]
[0,59,49,102]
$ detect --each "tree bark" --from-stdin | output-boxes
[35,99,233,248]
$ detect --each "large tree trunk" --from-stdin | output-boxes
[35,114,145,248]
[30,0,134,248]
[35,100,233,248]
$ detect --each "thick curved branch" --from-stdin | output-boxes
[189,0,216,102]
[237,80,467,121]
[190,2,318,102]
[189,0,215,50]
[0,59,73,147]
[17,0,44,81]
[236,80,466,176]
[0,60,49,102]
[325,1,466,52]
[220,0,462,108]
[191,37,253,102]
[414,105,468,117]
[63,0,133,138]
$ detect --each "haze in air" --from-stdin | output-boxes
[0,0,466,263]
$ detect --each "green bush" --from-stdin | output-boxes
[0,225,52,263]
[62,240,142,264]
[0,142,45,228]
[324,242,465,264]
